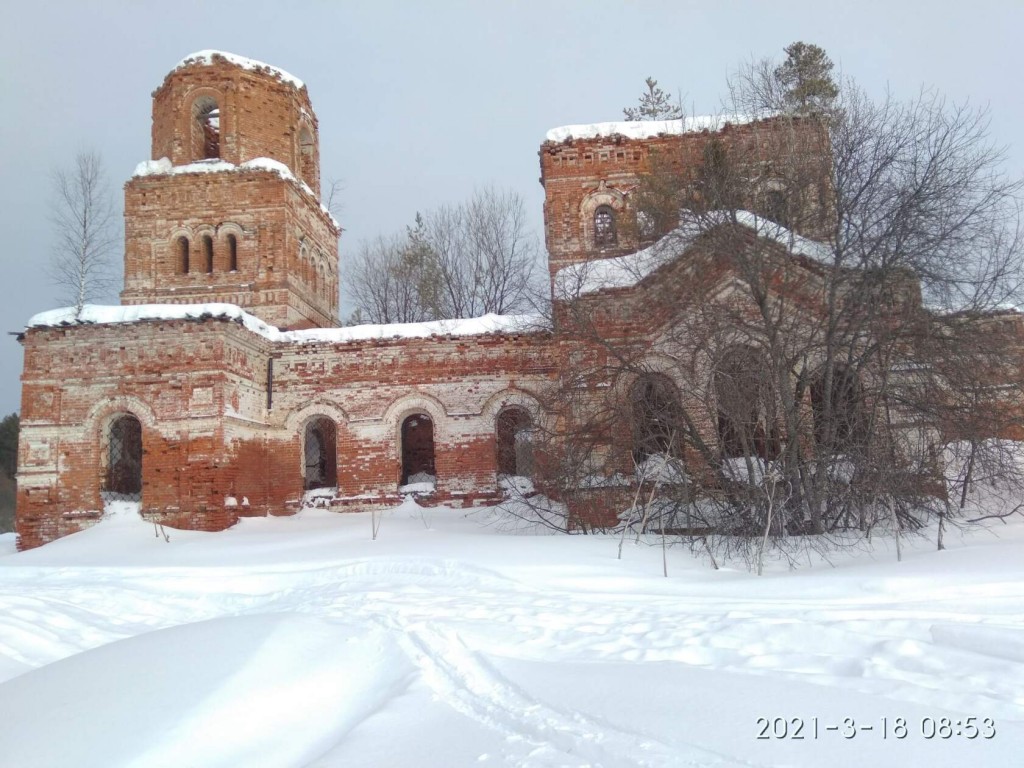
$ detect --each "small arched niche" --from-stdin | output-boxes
[176,236,190,275]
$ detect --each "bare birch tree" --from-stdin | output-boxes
[49,151,117,315]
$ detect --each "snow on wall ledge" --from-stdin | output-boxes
[132,157,339,229]
[25,304,548,345]
[174,50,304,90]
[554,210,831,297]
[544,115,761,144]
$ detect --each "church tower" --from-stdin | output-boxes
[120,51,340,329]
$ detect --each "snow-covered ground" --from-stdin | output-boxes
[0,500,1022,767]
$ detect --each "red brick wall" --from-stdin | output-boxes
[15,317,559,548]
[151,54,321,193]
[539,116,832,287]
[122,169,338,329]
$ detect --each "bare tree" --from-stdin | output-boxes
[346,186,542,323]
[522,49,1024,565]
[49,151,117,315]
[346,231,439,324]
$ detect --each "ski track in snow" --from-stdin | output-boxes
[2,553,1023,765]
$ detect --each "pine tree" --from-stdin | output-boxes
[623,77,682,121]
[774,42,838,114]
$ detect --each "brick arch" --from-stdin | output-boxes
[383,394,447,487]
[217,222,243,273]
[85,396,159,434]
[580,187,626,249]
[168,226,195,276]
[194,225,216,274]
[480,388,543,425]
[183,86,226,163]
[382,392,448,432]
[282,401,348,484]
[283,400,349,433]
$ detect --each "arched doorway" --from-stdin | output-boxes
[496,407,534,477]
[629,374,684,464]
[715,346,778,458]
[811,366,864,453]
[303,416,337,490]
[400,413,435,486]
[104,414,142,501]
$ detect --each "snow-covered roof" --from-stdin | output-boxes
[25,304,547,344]
[174,50,304,90]
[554,211,832,297]
[132,157,339,230]
[544,115,760,144]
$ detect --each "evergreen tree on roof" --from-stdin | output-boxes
[623,77,682,121]
[774,42,838,114]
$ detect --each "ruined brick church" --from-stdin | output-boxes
[15,51,979,549]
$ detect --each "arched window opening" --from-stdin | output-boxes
[630,374,684,464]
[636,210,656,242]
[764,189,790,228]
[103,414,142,501]
[400,413,435,487]
[176,236,190,275]
[202,235,214,274]
[227,234,238,272]
[298,125,315,185]
[496,407,534,477]
[811,366,865,453]
[298,241,309,283]
[192,96,221,160]
[303,416,337,490]
[594,205,617,247]
[715,347,778,459]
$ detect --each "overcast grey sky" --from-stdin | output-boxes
[2,0,1022,417]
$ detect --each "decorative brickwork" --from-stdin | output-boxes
[16,52,1023,550]
[126,53,338,330]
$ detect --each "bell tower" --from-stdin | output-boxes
[120,51,340,329]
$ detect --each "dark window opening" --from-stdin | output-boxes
[303,417,337,490]
[594,205,617,247]
[400,413,436,486]
[716,347,778,459]
[177,236,190,275]
[811,366,865,453]
[496,407,534,477]
[193,97,220,161]
[202,235,214,274]
[764,189,790,228]
[630,374,684,464]
[227,234,238,272]
[104,414,142,501]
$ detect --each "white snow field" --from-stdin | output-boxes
[1,499,1023,767]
